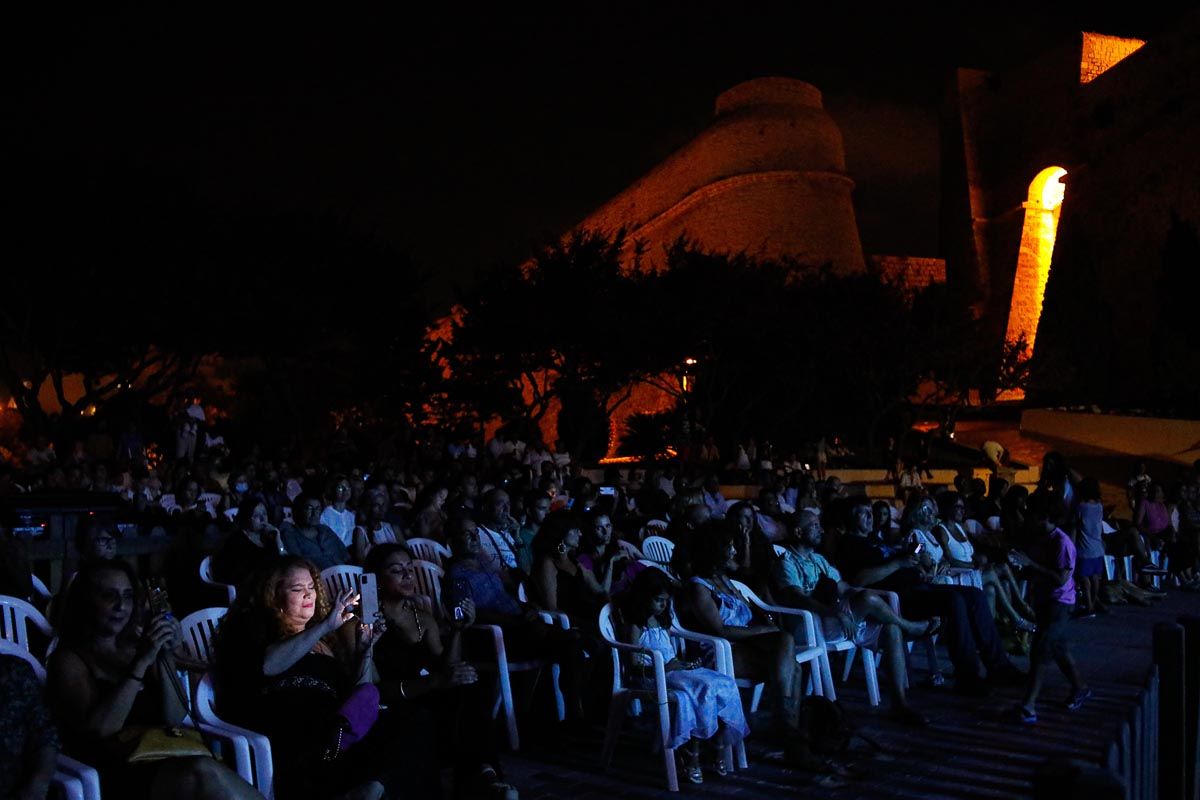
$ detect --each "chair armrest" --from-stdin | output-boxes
[199,714,274,796]
[534,610,571,629]
[669,625,733,676]
[191,719,253,783]
[469,623,509,663]
[744,597,819,648]
[602,640,669,701]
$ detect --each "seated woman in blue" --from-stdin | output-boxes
[617,568,748,784]
[682,524,803,756]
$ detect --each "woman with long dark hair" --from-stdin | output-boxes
[48,558,258,800]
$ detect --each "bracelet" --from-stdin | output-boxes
[398,681,407,699]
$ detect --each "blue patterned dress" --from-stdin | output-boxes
[631,626,750,750]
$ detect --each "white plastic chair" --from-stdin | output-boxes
[964,519,983,536]
[160,493,178,511]
[200,492,223,509]
[320,565,363,599]
[597,603,744,791]
[665,610,760,768]
[985,515,1002,531]
[411,560,445,611]
[195,672,275,799]
[727,580,829,699]
[642,535,675,565]
[616,538,644,560]
[30,574,51,603]
[224,507,238,522]
[0,595,54,653]
[180,607,228,668]
[406,537,451,567]
[199,556,237,605]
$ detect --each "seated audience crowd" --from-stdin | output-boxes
[1,416,1197,799]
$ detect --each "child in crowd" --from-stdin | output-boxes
[1009,497,1091,723]
[617,569,749,785]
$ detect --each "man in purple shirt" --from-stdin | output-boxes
[1008,497,1091,723]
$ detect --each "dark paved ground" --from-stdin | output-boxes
[502,591,1197,799]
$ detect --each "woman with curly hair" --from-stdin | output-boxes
[213,556,432,800]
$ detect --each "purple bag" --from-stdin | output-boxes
[324,683,380,760]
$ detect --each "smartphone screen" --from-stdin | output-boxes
[358,573,380,623]
[598,486,617,497]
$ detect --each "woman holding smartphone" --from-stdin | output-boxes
[48,559,259,800]
[365,544,517,800]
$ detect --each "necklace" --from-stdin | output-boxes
[401,599,425,642]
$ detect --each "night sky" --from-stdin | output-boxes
[3,6,1181,303]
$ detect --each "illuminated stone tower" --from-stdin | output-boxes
[577,77,867,275]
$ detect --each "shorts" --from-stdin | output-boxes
[1077,557,1105,579]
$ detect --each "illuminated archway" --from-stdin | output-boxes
[1004,166,1067,355]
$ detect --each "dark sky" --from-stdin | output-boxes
[3,6,1182,302]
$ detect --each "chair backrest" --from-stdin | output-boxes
[0,595,54,651]
[320,565,363,600]
[180,607,228,667]
[597,603,624,691]
[224,508,238,522]
[200,492,222,508]
[411,560,444,610]
[30,574,51,602]
[406,538,451,566]
[772,544,787,558]
[728,578,816,648]
[964,519,983,536]
[642,535,675,565]
[160,493,177,510]
[0,638,47,682]
[985,515,1002,531]
[199,556,236,605]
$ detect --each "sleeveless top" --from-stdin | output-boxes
[935,522,975,564]
[910,528,945,565]
[691,577,753,627]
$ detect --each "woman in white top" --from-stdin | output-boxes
[933,493,1035,631]
[320,474,357,547]
[352,490,404,565]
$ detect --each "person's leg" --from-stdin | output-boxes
[996,563,1036,618]
[903,586,984,687]
[150,758,262,800]
[983,570,1027,625]
[849,590,930,638]
[955,586,1015,676]
[877,624,910,709]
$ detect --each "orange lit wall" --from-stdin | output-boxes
[1079,32,1146,84]
[1003,167,1066,358]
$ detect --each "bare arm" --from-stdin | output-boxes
[49,646,151,739]
[685,582,774,641]
[351,527,370,565]
[263,588,356,676]
[533,557,559,612]
[849,554,915,588]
